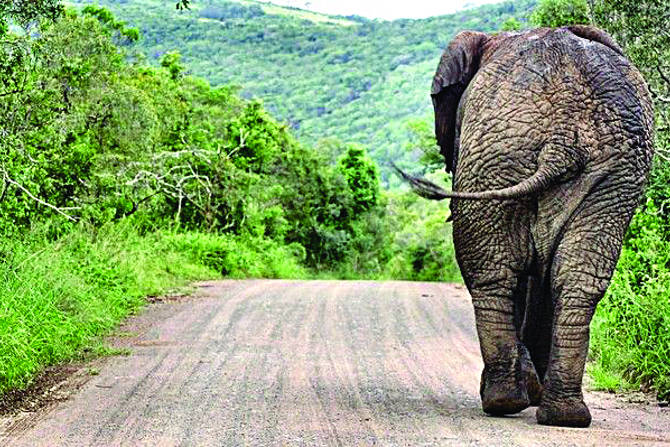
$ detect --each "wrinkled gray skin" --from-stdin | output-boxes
[410,26,654,428]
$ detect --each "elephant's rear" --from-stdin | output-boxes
[518,30,654,264]
[454,27,655,262]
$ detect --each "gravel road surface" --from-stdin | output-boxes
[2,280,669,446]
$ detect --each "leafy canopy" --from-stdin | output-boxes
[0,0,62,32]
[530,0,590,27]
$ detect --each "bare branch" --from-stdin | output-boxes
[122,191,160,218]
[3,173,78,221]
[649,86,670,103]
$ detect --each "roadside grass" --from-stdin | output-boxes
[589,200,670,400]
[0,222,217,394]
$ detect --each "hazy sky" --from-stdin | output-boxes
[258,0,504,20]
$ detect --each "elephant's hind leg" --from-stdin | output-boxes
[470,272,541,415]
[537,189,636,427]
[453,201,540,416]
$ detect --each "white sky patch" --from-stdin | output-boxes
[257,0,504,20]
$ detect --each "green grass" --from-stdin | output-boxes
[0,222,216,393]
[589,200,670,400]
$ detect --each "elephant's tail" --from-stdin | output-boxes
[392,163,556,201]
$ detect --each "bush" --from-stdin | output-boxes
[164,231,307,279]
[382,190,461,283]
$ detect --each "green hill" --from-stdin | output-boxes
[66,0,536,182]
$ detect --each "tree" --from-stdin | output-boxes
[0,0,62,33]
[530,0,591,27]
[81,5,140,42]
[500,17,522,31]
[405,118,443,172]
[161,51,185,80]
[337,144,379,214]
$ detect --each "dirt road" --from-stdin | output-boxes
[2,280,669,446]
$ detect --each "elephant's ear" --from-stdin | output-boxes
[432,31,489,173]
[566,25,624,56]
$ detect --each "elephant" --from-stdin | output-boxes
[398,25,654,427]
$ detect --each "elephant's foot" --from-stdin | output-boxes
[479,364,527,414]
[480,343,542,415]
[480,375,529,415]
[536,397,591,427]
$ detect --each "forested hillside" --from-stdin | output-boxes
[66,0,536,183]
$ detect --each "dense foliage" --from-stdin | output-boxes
[0,7,395,266]
[0,0,62,32]
[530,0,590,26]
[67,0,537,184]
